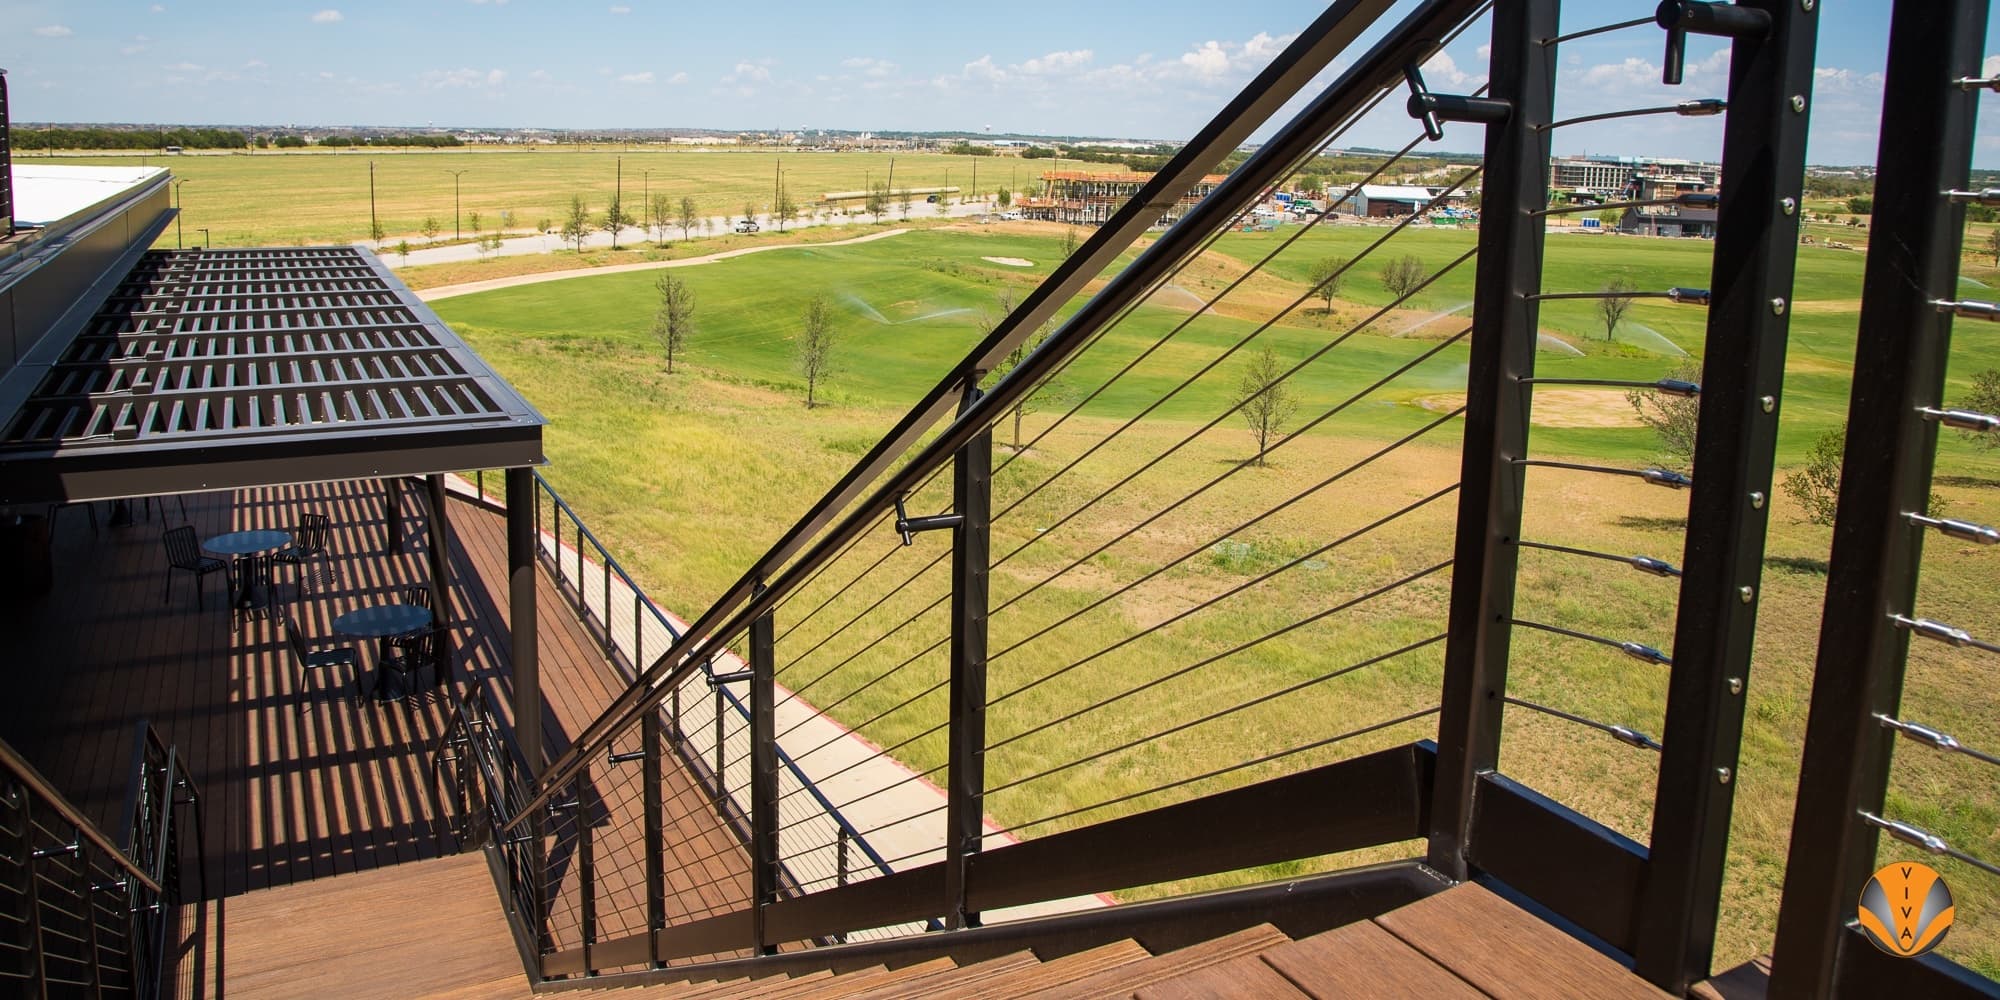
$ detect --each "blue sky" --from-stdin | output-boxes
[2,1,1992,166]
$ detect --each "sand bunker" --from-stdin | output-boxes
[1415,389,1643,429]
[983,256,1034,267]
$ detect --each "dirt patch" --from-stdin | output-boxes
[983,256,1034,267]
[1415,388,1643,428]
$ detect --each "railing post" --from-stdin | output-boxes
[713,685,726,799]
[7,785,49,995]
[944,378,992,930]
[1636,1,1819,991]
[748,585,779,956]
[75,836,102,997]
[577,779,596,977]
[1769,1,1982,995]
[1428,0,1555,879]
[641,709,665,968]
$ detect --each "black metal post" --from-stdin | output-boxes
[945,379,992,930]
[713,686,726,799]
[1427,0,1555,879]
[641,710,665,968]
[749,589,778,955]
[578,779,596,976]
[1768,2,1983,995]
[385,476,404,554]
[506,468,543,777]
[425,474,454,687]
[1636,2,1818,991]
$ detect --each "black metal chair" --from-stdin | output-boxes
[377,623,443,702]
[272,512,333,596]
[282,613,359,710]
[161,525,228,609]
[380,584,435,661]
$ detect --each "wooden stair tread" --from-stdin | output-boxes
[1261,919,1485,999]
[1691,954,1771,1000]
[1032,924,1292,1000]
[1134,954,1312,999]
[840,950,1040,1000]
[640,968,831,1000]
[1374,884,1669,1000]
[933,939,1155,1000]
[783,957,958,999]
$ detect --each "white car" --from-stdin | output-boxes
[734,220,760,234]
[1000,211,1022,221]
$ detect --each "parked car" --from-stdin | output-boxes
[1000,211,1022,221]
[734,220,760,234]
[925,194,939,203]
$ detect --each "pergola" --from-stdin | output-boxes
[0,244,555,768]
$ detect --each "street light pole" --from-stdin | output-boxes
[642,169,651,239]
[197,227,209,248]
[446,169,468,241]
[172,179,190,249]
[369,160,379,247]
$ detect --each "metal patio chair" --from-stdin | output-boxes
[161,525,228,610]
[282,612,359,711]
[272,511,333,596]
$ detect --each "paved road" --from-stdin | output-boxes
[372,198,1007,268]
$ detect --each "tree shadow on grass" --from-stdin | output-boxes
[1766,555,1830,576]
[1614,515,1688,532]
[1935,474,2000,490]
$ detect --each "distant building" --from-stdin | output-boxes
[1619,172,1719,238]
[1550,155,1721,202]
[1017,170,1226,226]
[1331,184,1438,217]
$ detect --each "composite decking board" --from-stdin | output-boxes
[1259,920,1486,1000]
[0,480,748,945]
[841,953,1040,1000]
[931,939,1154,1000]
[1373,884,1670,1000]
[1031,924,1293,1000]
[1132,954,1314,1000]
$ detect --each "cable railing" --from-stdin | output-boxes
[453,1,1875,995]
[0,724,200,1000]
[1772,1,2000,994]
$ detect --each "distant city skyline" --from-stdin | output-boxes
[3,1,1996,167]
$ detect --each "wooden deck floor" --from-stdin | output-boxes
[0,480,751,976]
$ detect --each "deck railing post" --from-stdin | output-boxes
[641,709,665,968]
[577,776,597,977]
[1768,1,1983,995]
[1636,1,1819,991]
[944,378,992,930]
[748,585,779,956]
[713,685,726,799]
[1428,0,1556,879]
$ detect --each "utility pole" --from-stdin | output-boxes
[369,160,378,248]
[971,159,978,207]
[886,157,895,200]
[642,169,651,239]
[172,178,189,249]
[447,169,467,240]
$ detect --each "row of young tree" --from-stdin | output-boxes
[649,274,841,408]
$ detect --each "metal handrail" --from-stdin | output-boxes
[509,0,1489,832]
[0,734,162,895]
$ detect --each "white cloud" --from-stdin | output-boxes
[528,69,552,82]
[419,67,506,89]
[617,71,654,84]
[150,3,164,10]
[310,9,343,24]
[163,61,203,72]
[667,71,688,84]
[841,56,897,78]
[1420,52,1483,90]
[34,25,73,37]
[1022,49,1092,75]
[244,58,266,69]
[120,42,150,56]
[609,4,631,11]
[725,62,772,84]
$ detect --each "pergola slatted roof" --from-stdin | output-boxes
[0,245,545,503]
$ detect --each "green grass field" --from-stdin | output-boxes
[433,221,2000,975]
[27,148,1030,247]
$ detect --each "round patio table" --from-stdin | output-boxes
[202,529,292,613]
[332,603,434,700]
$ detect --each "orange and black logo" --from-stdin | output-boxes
[1858,862,1955,957]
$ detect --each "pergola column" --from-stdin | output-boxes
[424,474,454,687]
[505,467,542,776]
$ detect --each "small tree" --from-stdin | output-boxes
[678,196,700,241]
[936,192,952,215]
[797,294,837,408]
[421,216,442,243]
[742,202,758,229]
[650,193,671,242]
[1784,426,1847,526]
[997,188,1012,210]
[536,217,553,236]
[369,220,386,247]
[1846,196,1873,216]
[603,194,628,250]
[898,188,914,220]
[1988,228,1999,266]
[1596,208,1623,229]
[1060,226,1079,258]
[775,190,799,231]
[1380,254,1426,300]
[1234,345,1298,467]
[651,273,695,373]
[1625,360,1703,472]
[866,185,888,222]
[467,209,482,235]
[1956,369,2000,452]
[499,208,515,232]
[1313,256,1348,312]
[394,239,411,264]
[1597,275,1636,341]
[562,193,590,252]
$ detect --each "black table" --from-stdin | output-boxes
[332,603,434,699]
[203,529,292,616]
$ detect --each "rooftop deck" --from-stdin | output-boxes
[0,479,753,987]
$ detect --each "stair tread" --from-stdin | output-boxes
[783,957,958,1000]
[1260,920,1485,999]
[1133,954,1312,1000]
[839,950,1041,1000]
[1029,924,1291,1000]
[934,939,1156,1000]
